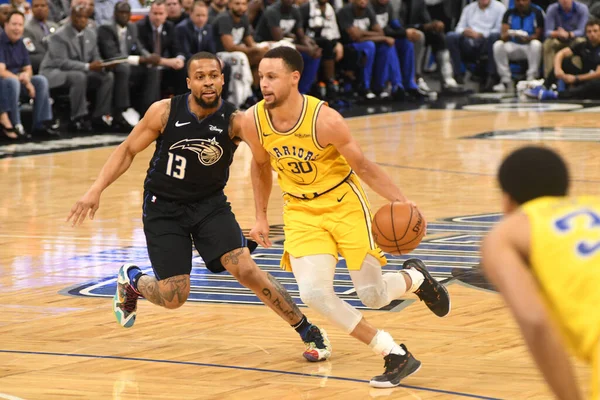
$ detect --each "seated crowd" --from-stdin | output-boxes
[0,0,599,140]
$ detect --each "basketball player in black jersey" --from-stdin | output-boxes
[67,52,332,362]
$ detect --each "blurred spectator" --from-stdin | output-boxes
[11,0,32,22]
[98,1,160,121]
[0,4,12,31]
[400,0,460,91]
[254,0,322,94]
[424,0,452,32]
[175,0,215,58]
[543,0,589,76]
[61,0,97,29]
[529,18,600,99]
[337,0,404,99]
[493,0,543,91]
[301,0,343,98]
[209,0,227,22]
[181,0,193,14]
[23,0,58,73]
[447,0,506,90]
[214,0,266,106]
[47,0,69,23]
[95,0,120,25]
[166,0,188,24]
[40,6,113,132]
[248,0,275,29]
[136,0,187,94]
[0,11,55,136]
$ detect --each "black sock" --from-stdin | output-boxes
[292,315,312,339]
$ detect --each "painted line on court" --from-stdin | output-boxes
[377,163,600,184]
[0,349,501,400]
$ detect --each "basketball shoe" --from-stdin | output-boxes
[113,263,141,328]
[369,344,421,388]
[403,258,451,317]
[302,325,332,362]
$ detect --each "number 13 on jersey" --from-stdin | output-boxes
[166,152,187,180]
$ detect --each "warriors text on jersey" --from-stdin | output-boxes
[521,196,600,362]
[144,95,238,202]
[254,95,352,198]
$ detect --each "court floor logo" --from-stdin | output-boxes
[466,126,600,142]
[65,213,498,311]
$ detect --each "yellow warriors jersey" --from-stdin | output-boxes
[522,196,600,362]
[254,95,352,198]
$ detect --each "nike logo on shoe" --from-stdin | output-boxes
[337,192,348,202]
[175,121,191,127]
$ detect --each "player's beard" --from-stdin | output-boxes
[193,91,221,108]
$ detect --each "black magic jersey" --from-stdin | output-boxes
[144,94,238,202]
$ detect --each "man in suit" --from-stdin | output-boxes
[136,0,186,95]
[23,0,58,74]
[48,0,69,23]
[166,0,188,25]
[98,1,160,121]
[175,1,215,58]
[40,6,113,132]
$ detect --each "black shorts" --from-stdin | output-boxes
[142,191,257,280]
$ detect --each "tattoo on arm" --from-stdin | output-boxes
[229,110,242,144]
[160,100,171,132]
[262,273,303,322]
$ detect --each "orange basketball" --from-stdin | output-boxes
[371,202,426,255]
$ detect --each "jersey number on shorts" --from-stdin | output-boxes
[166,152,187,180]
[554,209,600,257]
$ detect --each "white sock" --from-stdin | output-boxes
[403,268,425,293]
[369,330,406,356]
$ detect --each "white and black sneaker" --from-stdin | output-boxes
[369,345,422,388]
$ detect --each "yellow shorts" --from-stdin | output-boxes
[280,174,387,271]
[592,339,600,399]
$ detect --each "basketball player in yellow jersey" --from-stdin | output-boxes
[482,146,600,400]
[238,46,451,388]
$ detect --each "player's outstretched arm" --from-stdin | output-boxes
[481,214,582,400]
[317,106,408,203]
[67,99,170,226]
[236,108,273,247]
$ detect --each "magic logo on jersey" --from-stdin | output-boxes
[170,138,224,166]
[64,213,498,311]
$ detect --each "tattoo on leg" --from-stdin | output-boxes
[262,273,303,322]
[137,275,165,307]
[222,248,245,266]
[137,275,189,307]
[160,276,189,304]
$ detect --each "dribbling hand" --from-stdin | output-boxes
[67,189,101,226]
[250,219,272,248]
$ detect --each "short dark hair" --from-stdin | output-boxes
[498,146,569,205]
[149,0,166,8]
[114,1,131,13]
[263,46,304,74]
[191,0,208,12]
[6,10,25,23]
[186,51,222,76]
[586,17,600,29]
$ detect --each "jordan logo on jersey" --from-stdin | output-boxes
[170,138,223,166]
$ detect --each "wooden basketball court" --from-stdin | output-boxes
[0,106,597,399]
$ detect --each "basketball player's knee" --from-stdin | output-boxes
[356,285,388,309]
[234,264,262,287]
[162,298,187,309]
[297,285,335,311]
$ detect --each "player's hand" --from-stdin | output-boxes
[67,188,101,226]
[250,219,272,248]
[563,74,577,84]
